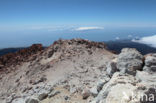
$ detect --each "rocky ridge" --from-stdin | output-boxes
[0,39,156,103]
[0,44,43,72]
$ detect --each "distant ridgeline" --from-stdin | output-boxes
[105,39,156,55]
[0,39,156,57]
[0,46,47,57]
[0,48,24,56]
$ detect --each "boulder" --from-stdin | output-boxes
[143,54,156,73]
[64,96,70,100]
[90,86,98,97]
[25,97,39,103]
[117,48,143,75]
[96,79,108,92]
[38,92,48,101]
[93,72,140,103]
[30,76,47,85]
[91,71,156,103]
[136,71,156,89]
[106,58,118,76]
[105,83,140,103]
[48,90,60,98]
[82,89,91,99]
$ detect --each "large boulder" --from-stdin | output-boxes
[143,54,156,73]
[117,48,143,75]
[105,83,140,103]
[92,72,140,103]
[136,70,156,103]
[136,70,156,89]
[92,72,156,103]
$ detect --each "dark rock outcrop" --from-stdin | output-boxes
[0,44,43,71]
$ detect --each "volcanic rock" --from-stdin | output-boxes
[143,53,156,73]
[82,89,91,99]
[106,58,118,76]
[2,39,156,103]
[25,97,39,103]
[0,44,43,72]
[117,48,143,75]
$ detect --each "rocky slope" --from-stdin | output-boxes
[0,44,43,70]
[0,39,156,103]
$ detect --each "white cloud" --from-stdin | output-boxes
[75,27,104,31]
[132,35,156,48]
[128,35,132,38]
[115,37,120,40]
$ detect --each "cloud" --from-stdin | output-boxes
[132,35,156,48]
[128,35,132,38]
[19,25,104,32]
[75,27,104,31]
[115,37,120,40]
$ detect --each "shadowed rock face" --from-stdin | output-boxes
[0,44,43,71]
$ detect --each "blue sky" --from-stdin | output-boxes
[0,0,156,48]
[1,0,156,26]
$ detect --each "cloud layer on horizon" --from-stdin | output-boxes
[29,26,104,32]
[75,27,104,31]
[132,35,156,48]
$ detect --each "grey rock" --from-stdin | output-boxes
[25,97,39,103]
[70,87,77,94]
[12,98,25,103]
[96,79,107,92]
[64,96,70,100]
[143,54,156,73]
[82,89,91,99]
[93,72,140,103]
[106,59,118,76]
[6,93,16,103]
[38,92,48,101]
[48,91,60,98]
[117,48,143,75]
[30,76,47,85]
[90,86,98,97]
[92,71,156,103]
[6,96,13,103]
[136,71,156,87]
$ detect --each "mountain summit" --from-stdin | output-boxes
[0,39,156,103]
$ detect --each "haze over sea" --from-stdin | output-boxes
[0,0,156,48]
[0,26,156,48]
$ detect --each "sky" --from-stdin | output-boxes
[0,0,156,48]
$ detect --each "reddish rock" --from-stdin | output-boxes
[0,44,43,72]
